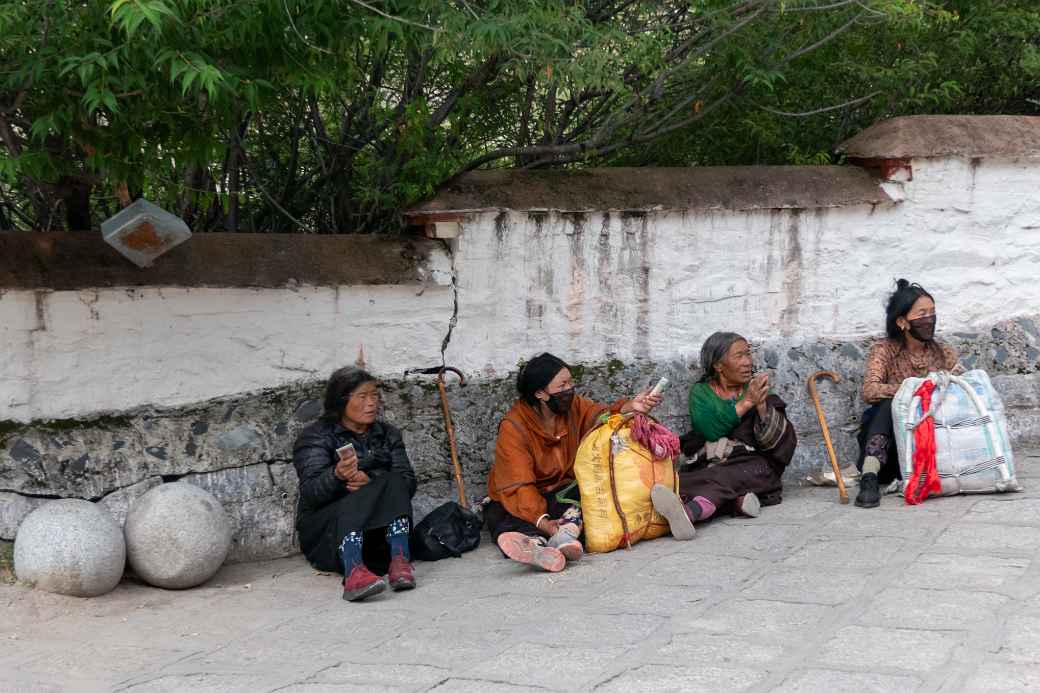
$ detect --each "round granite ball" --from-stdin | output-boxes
[125,482,232,589]
[14,499,125,597]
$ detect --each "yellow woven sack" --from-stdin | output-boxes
[574,414,678,553]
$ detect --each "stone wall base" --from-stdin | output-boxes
[3,318,1037,562]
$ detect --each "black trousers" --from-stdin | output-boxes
[484,484,581,544]
[297,472,412,575]
[857,398,902,484]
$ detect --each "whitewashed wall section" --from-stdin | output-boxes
[2,155,1039,424]
[1,282,456,423]
[445,156,1040,375]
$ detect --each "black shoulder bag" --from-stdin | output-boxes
[409,502,482,561]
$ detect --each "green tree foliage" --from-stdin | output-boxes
[0,0,1036,233]
[634,0,1040,167]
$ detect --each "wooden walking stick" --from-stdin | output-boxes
[808,370,849,504]
[405,366,468,505]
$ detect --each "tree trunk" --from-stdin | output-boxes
[227,151,240,232]
[58,176,93,231]
[516,76,536,166]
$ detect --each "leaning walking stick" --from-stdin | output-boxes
[807,371,849,504]
[404,366,467,505]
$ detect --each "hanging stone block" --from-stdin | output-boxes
[101,199,191,268]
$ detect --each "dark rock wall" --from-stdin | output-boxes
[2,318,1037,562]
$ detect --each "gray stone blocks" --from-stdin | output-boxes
[1,316,1037,562]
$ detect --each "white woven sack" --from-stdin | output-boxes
[892,369,1021,497]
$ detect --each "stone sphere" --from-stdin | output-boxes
[14,499,125,597]
[125,482,232,589]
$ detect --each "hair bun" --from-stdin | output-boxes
[895,278,910,290]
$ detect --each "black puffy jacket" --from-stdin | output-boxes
[292,418,418,515]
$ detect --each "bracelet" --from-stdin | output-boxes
[535,514,550,529]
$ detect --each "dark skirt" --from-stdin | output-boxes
[677,456,783,514]
[678,394,795,515]
[856,398,902,484]
[297,471,413,574]
[484,484,581,544]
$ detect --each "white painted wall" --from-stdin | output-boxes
[1,284,456,422]
[3,156,1038,422]
[445,156,1040,375]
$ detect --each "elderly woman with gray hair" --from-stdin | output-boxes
[651,332,797,539]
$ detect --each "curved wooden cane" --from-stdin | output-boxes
[405,366,468,505]
[808,371,849,504]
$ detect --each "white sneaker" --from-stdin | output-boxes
[651,485,696,541]
[736,492,761,518]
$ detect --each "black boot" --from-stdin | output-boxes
[855,472,881,508]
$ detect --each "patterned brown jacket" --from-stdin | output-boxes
[862,338,960,404]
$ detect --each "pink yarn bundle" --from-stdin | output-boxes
[630,413,680,460]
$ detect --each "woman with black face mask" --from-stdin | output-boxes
[484,353,662,572]
[855,279,962,508]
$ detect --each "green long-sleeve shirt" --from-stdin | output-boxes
[688,381,748,442]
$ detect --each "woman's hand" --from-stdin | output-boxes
[334,449,359,481]
[747,373,770,417]
[627,389,663,414]
[536,517,561,537]
[747,373,769,406]
[735,374,769,418]
[345,470,370,492]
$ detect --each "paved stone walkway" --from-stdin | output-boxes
[4,449,1040,692]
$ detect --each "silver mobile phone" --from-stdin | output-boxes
[648,377,670,397]
[336,443,356,459]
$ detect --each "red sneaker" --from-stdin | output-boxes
[388,555,416,591]
[342,565,386,602]
[497,532,566,572]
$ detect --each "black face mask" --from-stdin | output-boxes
[907,315,937,342]
[545,387,576,415]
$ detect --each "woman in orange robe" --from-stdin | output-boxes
[485,353,661,572]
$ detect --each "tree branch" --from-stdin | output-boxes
[0,90,28,116]
[783,0,858,11]
[285,0,332,53]
[233,130,309,232]
[778,11,865,67]
[755,90,880,117]
[0,115,24,156]
[346,0,441,32]
[429,56,500,128]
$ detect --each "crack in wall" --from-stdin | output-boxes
[438,238,459,366]
[0,459,293,502]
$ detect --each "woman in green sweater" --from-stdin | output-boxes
[651,332,797,539]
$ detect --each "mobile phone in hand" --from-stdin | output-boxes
[648,377,670,397]
[336,442,356,460]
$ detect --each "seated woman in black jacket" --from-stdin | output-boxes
[293,367,417,602]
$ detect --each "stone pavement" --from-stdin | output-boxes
[4,449,1040,693]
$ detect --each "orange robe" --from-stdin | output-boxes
[487,395,625,524]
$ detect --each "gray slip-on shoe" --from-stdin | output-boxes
[736,492,761,518]
[651,484,696,541]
